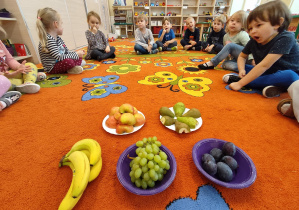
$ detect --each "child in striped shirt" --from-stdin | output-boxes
[36,7,85,74]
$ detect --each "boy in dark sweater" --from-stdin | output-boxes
[202,15,226,54]
[180,17,201,50]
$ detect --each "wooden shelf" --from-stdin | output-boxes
[0,17,17,21]
[13,55,32,61]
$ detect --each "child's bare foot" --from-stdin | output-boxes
[184,45,192,50]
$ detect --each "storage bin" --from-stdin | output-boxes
[153,26,162,34]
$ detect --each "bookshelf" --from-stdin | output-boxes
[132,0,232,36]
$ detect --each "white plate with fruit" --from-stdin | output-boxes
[103,103,146,135]
[159,102,203,134]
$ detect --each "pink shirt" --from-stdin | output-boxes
[0,40,20,72]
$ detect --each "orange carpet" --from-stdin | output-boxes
[0,39,298,209]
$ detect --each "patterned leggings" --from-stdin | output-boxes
[0,75,11,97]
[8,62,38,91]
[50,58,82,74]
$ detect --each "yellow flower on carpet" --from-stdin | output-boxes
[154,62,173,67]
[139,58,152,64]
[178,77,212,97]
[107,64,141,74]
[177,65,207,74]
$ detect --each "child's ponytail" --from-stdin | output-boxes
[36,7,59,53]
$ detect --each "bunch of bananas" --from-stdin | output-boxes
[58,139,102,210]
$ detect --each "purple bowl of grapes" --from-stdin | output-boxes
[117,144,177,195]
[192,138,256,189]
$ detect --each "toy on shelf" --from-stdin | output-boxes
[134,2,138,6]
[150,3,155,6]
[139,2,143,6]
[152,12,157,16]
[135,12,138,16]
[167,12,172,16]
[145,1,148,6]
[160,12,165,16]
[172,13,176,16]
[156,1,159,6]
[145,11,148,16]
[205,11,212,16]
[176,28,180,33]
[162,2,165,6]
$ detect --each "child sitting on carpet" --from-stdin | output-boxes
[223,0,299,100]
[0,26,44,94]
[201,15,226,54]
[85,11,116,61]
[36,7,85,74]
[134,14,158,55]
[180,17,201,51]
[156,17,177,52]
[198,10,253,71]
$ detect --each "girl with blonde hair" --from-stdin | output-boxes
[36,7,85,74]
[199,10,254,71]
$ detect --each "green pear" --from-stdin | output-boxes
[160,116,176,126]
[176,117,198,129]
[182,108,201,118]
[173,102,185,117]
[159,107,175,118]
[175,121,190,134]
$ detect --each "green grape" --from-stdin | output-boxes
[138,152,143,158]
[129,171,134,177]
[141,179,148,189]
[145,145,153,153]
[130,160,134,167]
[159,160,167,168]
[142,138,148,143]
[165,162,170,170]
[154,155,161,163]
[135,179,141,187]
[134,168,142,179]
[154,164,160,171]
[152,136,157,141]
[143,172,150,181]
[158,173,164,181]
[147,179,153,186]
[140,157,148,166]
[131,176,136,183]
[132,164,140,171]
[147,153,154,160]
[142,165,148,173]
[152,173,159,181]
[155,141,162,147]
[148,160,154,169]
[142,151,148,158]
[136,141,144,147]
[134,157,141,164]
[152,146,160,155]
[136,147,141,155]
[149,169,156,178]
[163,170,167,174]
[159,151,167,160]
[165,159,169,164]
[158,167,164,174]
[148,180,155,188]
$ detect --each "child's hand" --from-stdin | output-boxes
[163,41,169,47]
[162,29,167,34]
[105,46,110,53]
[76,50,85,58]
[190,41,196,46]
[90,26,98,34]
[205,44,213,52]
[147,45,152,52]
[225,40,232,45]
[229,82,243,91]
[16,60,32,74]
[239,69,246,78]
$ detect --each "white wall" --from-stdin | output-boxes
[290,0,299,13]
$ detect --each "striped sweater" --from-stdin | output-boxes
[38,34,79,72]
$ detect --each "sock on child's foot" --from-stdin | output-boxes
[281,104,291,114]
[0,101,7,109]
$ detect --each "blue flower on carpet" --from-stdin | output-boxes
[81,75,127,101]
[166,185,230,210]
[224,73,262,94]
[154,62,173,67]
[102,60,116,64]
[190,58,203,62]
